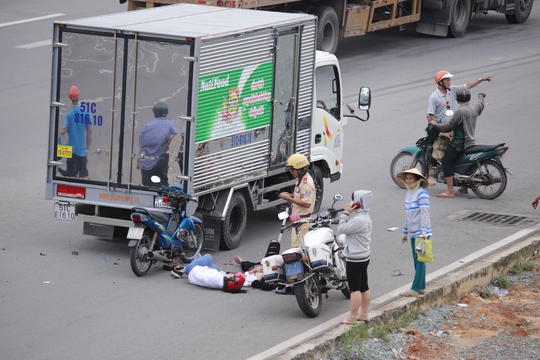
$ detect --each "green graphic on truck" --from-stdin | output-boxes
[196,62,274,143]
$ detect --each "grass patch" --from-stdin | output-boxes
[341,308,420,357]
[495,274,509,289]
[509,260,535,275]
[480,290,498,299]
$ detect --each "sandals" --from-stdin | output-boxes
[399,290,419,298]
[436,192,454,198]
[340,318,356,325]
[171,266,185,278]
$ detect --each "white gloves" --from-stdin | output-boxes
[401,234,408,244]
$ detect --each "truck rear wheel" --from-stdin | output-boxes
[505,0,533,23]
[220,192,247,250]
[449,0,471,38]
[313,6,339,54]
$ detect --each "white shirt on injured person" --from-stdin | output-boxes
[188,266,224,289]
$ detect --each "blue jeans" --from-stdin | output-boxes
[410,237,426,292]
[184,254,218,274]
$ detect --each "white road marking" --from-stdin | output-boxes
[16,39,51,49]
[0,13,65,28]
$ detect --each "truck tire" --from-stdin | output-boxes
[313,6,339,54]
[220,192,247,250]
[448,0,471,38]
[312,166,324,213]
[505,0,533,24]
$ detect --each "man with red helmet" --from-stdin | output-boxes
[426,70,492,187]
[171,254,245,293]
[58,85,93,178]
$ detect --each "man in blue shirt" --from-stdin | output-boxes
[137,101,178,186]
[58,86,92,178]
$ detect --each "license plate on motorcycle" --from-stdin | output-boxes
[500,156,510,170]
[127,227,144,240]
[54,202,75,221]
[285,261,303,277]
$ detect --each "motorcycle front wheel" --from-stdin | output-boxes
[294,273,323,318]
[390,152,426,189]
[470,160,507,200]
[334,255,350,299]
[181,223,205,263]
[130,230,153,276]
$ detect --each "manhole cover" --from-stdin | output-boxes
[458,212,530,226]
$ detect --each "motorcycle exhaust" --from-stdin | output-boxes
[147,251,169,262]
[318,278,338,289]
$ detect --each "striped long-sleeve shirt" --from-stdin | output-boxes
[402,187,432,238]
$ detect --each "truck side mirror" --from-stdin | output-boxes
[358,87,371,111]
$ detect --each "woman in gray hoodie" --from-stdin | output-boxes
[337,190,373,325]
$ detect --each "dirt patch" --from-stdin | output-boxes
[400,260,540,359]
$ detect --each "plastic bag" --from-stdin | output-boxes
[415,237,434,263]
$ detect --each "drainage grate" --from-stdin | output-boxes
[460,212,530,226]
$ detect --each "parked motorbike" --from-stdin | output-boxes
[262,194,350,318]
[390,124,510,199]
[127,176,204,276]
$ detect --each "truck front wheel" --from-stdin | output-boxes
[313,6,339,54]
[448,0,471,38]
[220,192,247,250]
[505,0,533,23]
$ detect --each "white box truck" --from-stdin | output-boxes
[46,4,370,250]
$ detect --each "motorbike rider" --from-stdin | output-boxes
[429,86,486,198]
[427,70,492,186]
[279,153,316,247]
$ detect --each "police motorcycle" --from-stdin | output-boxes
[261,194,350,318]
[390,118,510,200]
[127,176,204,276]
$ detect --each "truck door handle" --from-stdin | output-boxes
[315,134,321,144]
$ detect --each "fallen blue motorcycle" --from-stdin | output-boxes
[127,177,204,276]
[390,125,510,199]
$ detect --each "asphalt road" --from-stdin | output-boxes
[1,2,539,359]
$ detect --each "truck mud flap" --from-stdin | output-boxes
[201,215,222,251]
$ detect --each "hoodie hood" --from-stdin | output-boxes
[352,190,372,213]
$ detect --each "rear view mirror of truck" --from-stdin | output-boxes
[359,87,371,111]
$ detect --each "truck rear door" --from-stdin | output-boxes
[49,26,193,195]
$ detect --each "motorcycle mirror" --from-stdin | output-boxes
[278,211,289,221]
[150,175,161,184]
[333,194,344,202]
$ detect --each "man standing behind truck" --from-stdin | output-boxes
[58,85,92,179]
[137,101,178,186]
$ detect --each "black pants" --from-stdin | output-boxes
[141,154,169,186]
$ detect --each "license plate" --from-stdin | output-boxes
[500,156,510,170]
[127,227,144,240]
[285,261,303,277]
[54,202,75,221]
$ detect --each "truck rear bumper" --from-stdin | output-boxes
[78,214,133,238]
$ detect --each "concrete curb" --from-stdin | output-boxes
[266,225,540,360]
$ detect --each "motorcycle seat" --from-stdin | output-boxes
[463,143,505,154]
